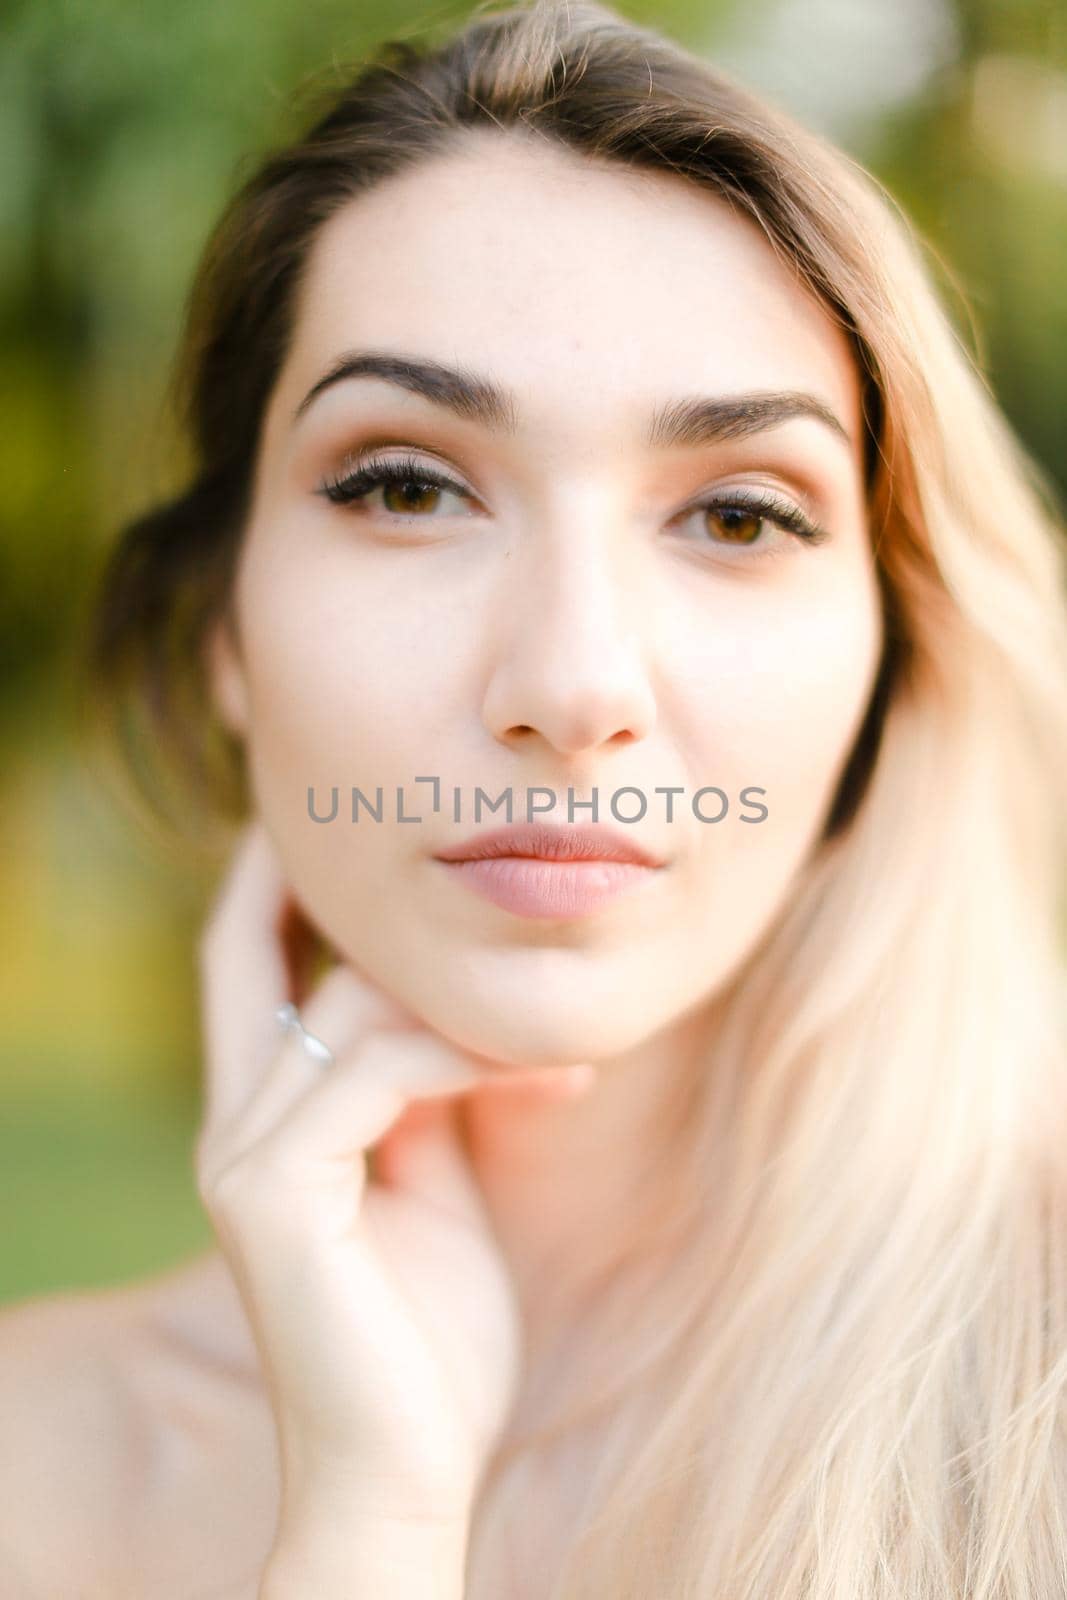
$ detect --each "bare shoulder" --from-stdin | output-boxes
[0,1280,152,1595]
[0,1254,279,1599]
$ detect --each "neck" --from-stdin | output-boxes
[457,998,715,1364]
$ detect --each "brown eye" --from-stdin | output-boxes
[318,453,474,518]
[381,479,445,515]
[706,506,764,545]
[671,489,828,563]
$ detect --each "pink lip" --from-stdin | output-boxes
[436,857,659,919]
[433,821,664,868]
[432,822,665,920]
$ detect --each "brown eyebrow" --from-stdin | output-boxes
[292,349,852,451]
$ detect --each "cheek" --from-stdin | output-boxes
[238,548,467,776]
[232,547,472,913]
[670,570,882,947]
[674,556,882,807]
[712,606,879,801]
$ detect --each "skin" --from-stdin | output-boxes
[211,127,882,1346]
[0,130,882,1596]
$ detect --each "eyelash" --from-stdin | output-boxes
[316,450,829,558]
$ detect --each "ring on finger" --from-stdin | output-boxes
[274,1001,335,1067]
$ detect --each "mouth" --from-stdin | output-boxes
[434,856,660,919]
[432,822,666,920]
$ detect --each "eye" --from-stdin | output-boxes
[672,487,829,562]
[316,451,476,520]
[316,454,830,559]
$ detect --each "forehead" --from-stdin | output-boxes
[278,131,862,446]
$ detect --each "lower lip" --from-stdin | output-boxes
[436,857,660,919]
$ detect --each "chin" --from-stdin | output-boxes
[414,977,668,1070]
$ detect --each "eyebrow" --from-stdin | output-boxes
[292,349,852,451]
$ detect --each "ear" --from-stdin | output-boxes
[204,612,249,737]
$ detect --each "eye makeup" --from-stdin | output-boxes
[314,442,832,565]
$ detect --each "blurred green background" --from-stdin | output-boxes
[3,0,1066,1305]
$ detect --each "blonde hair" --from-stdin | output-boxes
[87,2,1067,1592]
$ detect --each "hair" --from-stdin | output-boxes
[84,1,1067,1593]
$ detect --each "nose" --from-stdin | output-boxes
[480,516,657,758]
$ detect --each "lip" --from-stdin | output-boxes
[432,822,666,920]
[432,821,665,868]
[436,857,660,919]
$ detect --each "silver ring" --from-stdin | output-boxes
[274,1001,334,1066]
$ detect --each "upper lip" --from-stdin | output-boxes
[433,821,665,868]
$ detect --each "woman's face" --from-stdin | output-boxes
[209,132,883,1067]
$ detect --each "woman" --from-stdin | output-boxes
[3,0,1066,1594]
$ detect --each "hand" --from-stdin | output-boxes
[194,818,595,1548]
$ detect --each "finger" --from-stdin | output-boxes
[471,1062,599,1101]
[198,813,420,1142]
[241,1028,489,1211]
[198,820,293,1132]
[368,1065,597,1227]
[241,1027,599,1213]
[372,1097,491,1232]
[213,960,415,1154]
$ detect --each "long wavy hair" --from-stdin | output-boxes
[85,1,1067,1593]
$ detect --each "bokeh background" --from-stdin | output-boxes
[3,0,1065,1303]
